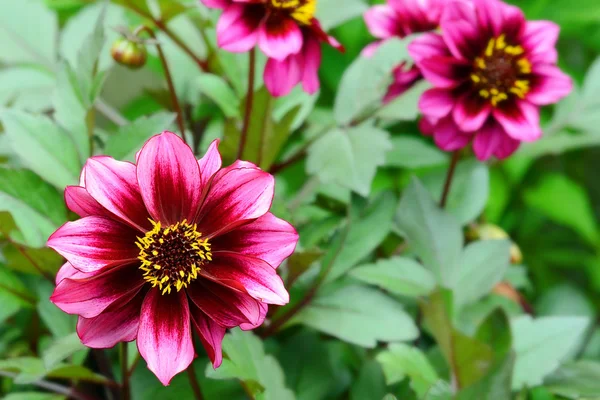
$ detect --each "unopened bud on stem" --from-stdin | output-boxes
[111,38,147,69]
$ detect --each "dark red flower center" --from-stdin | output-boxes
[266,0,316,25]
[136,220,212,295]
[470,34,531,106]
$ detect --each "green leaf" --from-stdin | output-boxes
[536,284,596,319]
[205,329,295,400]
[327,191,397,282]
[0,67,56,112]
[0,266,35,323]
[511,315,590,390]
[454,240,512,309]
[334,38,410,125]
[0,357,46,384]
[395,178,463,288]
[1,110,80,189]
[456,353,515,400]
[104,112,176,161]
[47,364,109,384]
[524,174,599,246]
[350,256,436,298]
[273,87,318,131]
[0,0,57,67]
[0,167,67,247]
[376,343,439,396]
[384,136,448,169]
[307,123,391,196]
[545,361,600,399]
[194,74,240,118]
[42,333,86,370]
[156,0,190,21]
[316,0,368,30]
[37,282,76,338]
[290,282,418,348]
[350,361,387,400]
[3,393,62,400]
[377,80,431,122]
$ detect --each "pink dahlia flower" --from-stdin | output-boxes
[409,0,572,160]
[363,0,446,102]
[202,0,343,97]
[48,132,297,385]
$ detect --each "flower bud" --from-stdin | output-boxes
[468,223,523,264]
[111,38,147,69]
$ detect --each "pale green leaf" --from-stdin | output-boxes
[377,80,431,122]
[316,0,367,30]
[545,361,600,399]
[194,73,240,118]
[43,333,86,370]
[384,136,447,169]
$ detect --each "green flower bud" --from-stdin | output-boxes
[111,38,147,69]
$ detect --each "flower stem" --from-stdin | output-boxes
[120,343,130,400]
[186,362,204,400]
[238,48,256,160]
[136,26,188,145]
[440,151,461,209]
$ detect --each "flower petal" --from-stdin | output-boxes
[190,307,226,368]
[196,161,274,238]
[47,216,139,273]
[65,186,112,219]
[55,262,91,285]
[137,131,203,226]
[211,212,298,268]
[84,156,150,232]
[240,302,268,331]
[187,280,260,327]
[201,0,230,9]
[408,32,448,65]
[138,289,195,386]
[217,4,261,53]
[198,139,223,190]
[264,53,302,97]
[440,0,480,60]
[452,91,491,132]
[301,35,322,95]
[493,101,542,142]
[522,21,559,64]
[473,121,504,161]
[528,65,573,106]
[201,251,289,305]
[364,5,399,39]
[419,88,456,120]
[50,263,144,319]
[77,293,144,348]
[258,16,303,61]
[432,116,472,151]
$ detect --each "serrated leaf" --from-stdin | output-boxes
[511,315,590,389]
[377,80,431,122]
[290,283,418,348]
[0,67,56,112]
[43,333,86,370]
[545,361,600,399]
[350,256,436,298]
[395,178,463,288]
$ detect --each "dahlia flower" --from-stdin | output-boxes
[202,0,343,97]
[49,132,297,385]
[409,0,572,160]
[363,0,446,102]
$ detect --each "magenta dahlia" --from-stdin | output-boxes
[364,0,446,102]
[201,0,343,97]
[48,132,297,385]
[409,0,572,160]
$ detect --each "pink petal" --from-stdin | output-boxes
[196,161,274,238]
[264,53,302,97]
[211,212,298,268]
[494,131,521,159]
[258,17,303,61]
[84,156,151,232]
[528,65,573,106]
[301,35,322,95]
[201,0,230,9]
[432,116,472,151]
[138,289,195,386]
[187,280,260,327]
[77,293,144,348]
[364,5,400,39]
[47,216,139,273]
[419,88,456,120]
[55,262,90,285]
[361,41,382,58]
[201,251,289,305]
[495,0,526,41]
[50,263,144,319]
[452,91,491,132]
[384,65,422,103]
[473,121,504,161]
[240,302,268,331]
[217,4,261,53]
[198,139,222,190]
[190,307,226,368]
[137,131,203,226]
[522,21,559,64]
[493,101,542,142]
[440,0,479,60]
[419,56,468,89]
[65,186,112,219]
[409,32,449,65]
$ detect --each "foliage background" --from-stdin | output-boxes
[1,0,600,399]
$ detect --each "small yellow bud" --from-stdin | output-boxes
[111,38,147,69]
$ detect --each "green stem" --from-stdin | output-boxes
[120,343,130,400]
[186,362,204,400]
[440,151,461,209]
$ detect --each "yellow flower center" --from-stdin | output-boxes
[268,0,316,25]
[136,220,212,295]
[471,34,531,107]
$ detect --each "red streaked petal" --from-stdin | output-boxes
[301,35,322,95]
[47,216,139,273]
[77,293,144,348]
[201,251,289,305]
[196,161,274,238]
[264,53,302,97]
[258,16,303,61]
[364,5,400,39]
[65,186,112,219]
[55,262,98,285]
[211,212,298,268]
[137,131,203,226]
[198,139,223,190]
[452,91,491,132]
[217,3,261,53]
[50,263,144,319]
[84,156,151,232]
[187,280,260,327]
[418,88,455,120]
[137,289,195,386]
[190,307,226,368]
[240,302,268,331]
[493,101,541,142]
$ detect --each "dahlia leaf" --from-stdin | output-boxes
[194,73,241,118]
[350,361,387,400]
[544,360,600,399]
[384,136,448,169]
[511,315,590,390]
[456,353,515,400]
[0,67,56,113]
[42,332,86,370]
[376,343,439,395]
[316,0,368,31]
[2,393,62,400]
[377,80,431,122]
[350,256,436,298]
